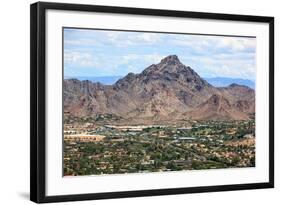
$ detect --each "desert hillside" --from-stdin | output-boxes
[64,55,255,123]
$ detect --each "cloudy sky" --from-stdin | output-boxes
[64,28,256,81]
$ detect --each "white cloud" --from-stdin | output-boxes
[134,33,161,43]
[106,32,122,43]
[120,53,164,66]
[171,35,216,50]
[181,54,256,80]
[120,54,139,63]
[64,39,96,46]
[64,51,100,67]
[171,35,256,54]
[102,31,163,47]
[218,37,256,51]
[143,54,164,64]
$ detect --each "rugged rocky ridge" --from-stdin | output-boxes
[185,94,249,120]
[64,55,255,122]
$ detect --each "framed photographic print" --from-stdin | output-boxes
[30,2,274,203]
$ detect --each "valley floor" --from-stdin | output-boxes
[63,120,255,176]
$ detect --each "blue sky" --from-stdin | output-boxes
[64,28,256,81]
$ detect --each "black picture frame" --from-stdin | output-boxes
[30,2,274,203]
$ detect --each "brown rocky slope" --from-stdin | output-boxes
[64,55,255,123]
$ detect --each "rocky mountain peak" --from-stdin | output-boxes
[160,55,181,65]
[64,54,255,121]
[142,55,192,76]
[116,55,212,92]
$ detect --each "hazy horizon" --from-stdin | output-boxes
[64,75,255,89]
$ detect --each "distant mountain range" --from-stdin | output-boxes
[64,55,255,123]
[204,77,255,89]
[65,76,123,85]
[65,76,255,88]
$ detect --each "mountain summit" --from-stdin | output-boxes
[64,55,255,123]
[116,55,211,92]
[142,55,192,75]
[160,55,181,64]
